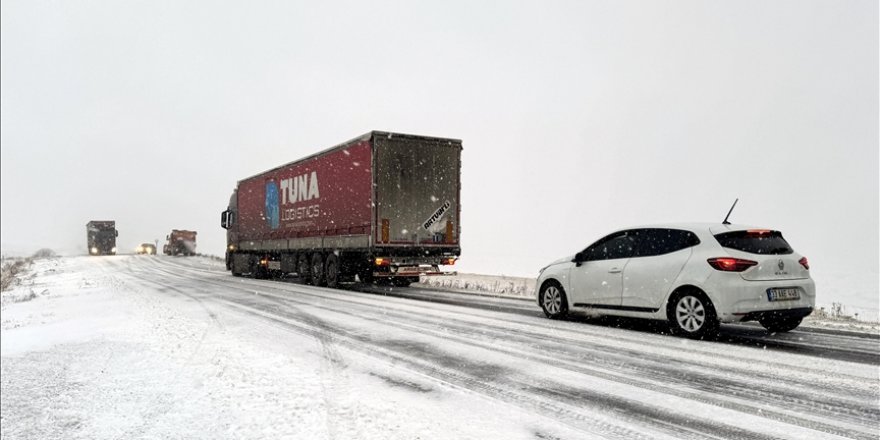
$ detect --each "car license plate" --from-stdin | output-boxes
[767,288,800,301]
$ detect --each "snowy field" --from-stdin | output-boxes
[2,255,878,439]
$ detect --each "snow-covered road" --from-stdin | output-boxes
[2,256,878,439]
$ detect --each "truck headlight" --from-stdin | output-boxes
[111,247,117,254]
[90,247,98,254]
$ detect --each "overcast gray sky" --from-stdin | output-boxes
[2,0,877,278]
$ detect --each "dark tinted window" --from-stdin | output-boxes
[583,232,635,261]
[633,229,701,257]
[714,230,793,255]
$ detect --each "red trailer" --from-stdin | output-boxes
[221,131,461,287]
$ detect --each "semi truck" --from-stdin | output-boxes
[86,220,118,255]
[163,230,197,256]
[220,131,462,287]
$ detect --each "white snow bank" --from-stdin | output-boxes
[420,273,536,298]
[810,269,879,322]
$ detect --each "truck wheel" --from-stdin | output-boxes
[254,262,269,279]
[249,256,265,279]
[231,259,243,277]
[311,253,326,286]
[297,254,312,284]
[325,254,340,288]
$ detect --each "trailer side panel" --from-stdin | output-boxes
[236,140,373,247]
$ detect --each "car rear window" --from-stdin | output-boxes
[714,230,793,255]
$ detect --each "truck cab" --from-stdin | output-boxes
[86,220,118,256]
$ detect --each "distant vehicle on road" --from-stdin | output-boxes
[536,223,815,338]
[163,230,197,256]
[86,220,117,256]
[135,243,156,255]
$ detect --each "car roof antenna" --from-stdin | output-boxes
[722,198,739,225]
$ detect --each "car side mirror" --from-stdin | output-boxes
[574,251,586,266]
[115,230,119,237]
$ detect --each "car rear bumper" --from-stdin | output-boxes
[732,307,813,323]
[706,275,816,323]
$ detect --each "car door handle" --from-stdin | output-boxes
[608,268,622,274]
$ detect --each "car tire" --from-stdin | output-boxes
[325,254,340,288]
[759,316,803,333]
[668,290,719,339]
[540,282,568,319]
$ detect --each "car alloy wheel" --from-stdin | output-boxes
[541,284,568,319]
[675,295,706,332]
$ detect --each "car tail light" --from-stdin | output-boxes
[375,257,391,266]
[707,257,758,272]
[799,257,809,270]
[443,257,456,265]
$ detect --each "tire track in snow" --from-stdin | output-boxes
[125,257,372,440]
[206,281,880,439]
[146,258,876,438]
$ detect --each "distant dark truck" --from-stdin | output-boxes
[86,220,118,256]
[163,230,197,256]
[220,131,462,287]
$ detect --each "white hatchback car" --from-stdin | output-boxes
[536,224,815,338]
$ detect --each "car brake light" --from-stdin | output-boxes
[707,257,758,272]
[799,257,809,270]
[375,257,390,266]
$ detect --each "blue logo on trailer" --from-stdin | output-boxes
[265,181,280,229]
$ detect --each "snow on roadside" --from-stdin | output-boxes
[1,256,580,440]
[1,257,60,307]
[419,272,536,299]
